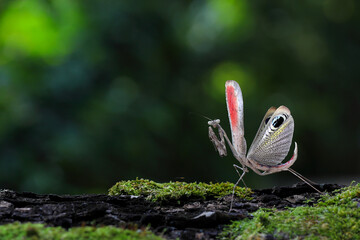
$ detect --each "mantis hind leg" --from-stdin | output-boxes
[233,164,247,188]
[287,168,322,194]
[230,164,247,212]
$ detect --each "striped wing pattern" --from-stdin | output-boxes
[247,106,276,155]
[247,106,294,166]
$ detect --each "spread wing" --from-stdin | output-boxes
[248,106,276,151]
[225,80,247,158]
[247,106,294,166]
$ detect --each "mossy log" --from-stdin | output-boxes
[0,181,355,239]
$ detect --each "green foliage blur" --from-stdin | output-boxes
[0,0,358,194]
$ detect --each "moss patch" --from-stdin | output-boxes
[0,222,164,240]
[108,178,252,202]
[219,183,360,240]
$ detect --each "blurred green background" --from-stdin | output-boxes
[0,0,359,194]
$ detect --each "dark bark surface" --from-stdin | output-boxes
[0,183,342,240]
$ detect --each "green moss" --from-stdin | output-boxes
[219,183,360,240]
[0,222,164,240]
[108,178,252,202]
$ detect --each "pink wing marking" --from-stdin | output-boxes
[248,143,298,172]
[226,85,239,130]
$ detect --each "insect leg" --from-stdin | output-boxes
[287,168,322,194]
[233,164,247,187]
[208,120,243,161]
[288,168,318,185]
[208,125,227,157]
[229,164,247,212]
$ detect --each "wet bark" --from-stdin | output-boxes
[0,183,342,240]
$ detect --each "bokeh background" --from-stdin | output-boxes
[0,0,359,194]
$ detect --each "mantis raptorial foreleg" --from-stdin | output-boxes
[208,120,244,164]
